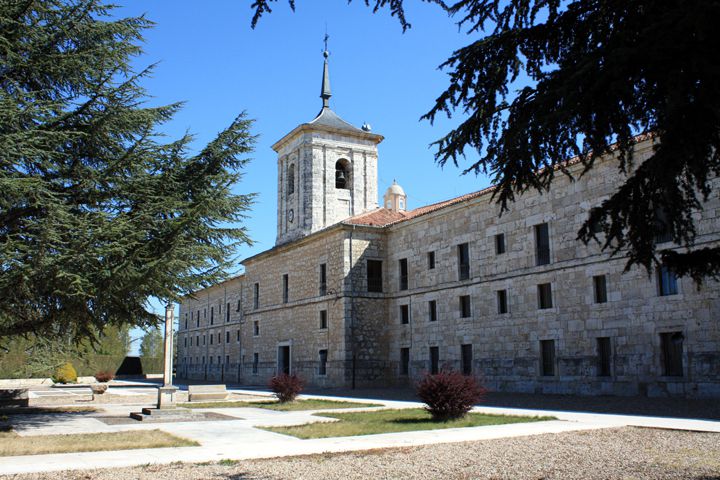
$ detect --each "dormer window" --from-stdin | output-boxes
[335,159,350,189]
[287,163,295,195]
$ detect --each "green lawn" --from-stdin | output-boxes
[181,398,381,411]
[264,408,555,439]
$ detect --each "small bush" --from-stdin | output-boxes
[94,370,114,383]
[416,370,486,421]
[52,362,78,384]
[268,373,304,403]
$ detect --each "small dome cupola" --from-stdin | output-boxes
[383,180,407,212]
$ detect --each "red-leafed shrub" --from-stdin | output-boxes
[416,370,486,421]
[94,370,114,383]
[268,373,304,403]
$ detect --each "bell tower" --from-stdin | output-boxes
[272,39,384,245]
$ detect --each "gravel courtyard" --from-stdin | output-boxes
[9,427,720,480]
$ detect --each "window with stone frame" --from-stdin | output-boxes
[335,159,350,189]
[497,289,508,314]
[428,300,437,322]
[660,332,684,376]
[495,233,506,255]
[319,263,327,296]
[319,310,328,329]
[461,344,473,375]
[252,353,259,375]
[399,258,408,290]
[540,339,555,376]
[597,337,612,377]
[226,302,230,322]
[429,346,439,375]
[427,251,435,269]
[253,320,259,336]
[319,349,328,376]
[217,332,221,344]
[593,275,608,303]
[282,273,289,304]
[226,331,230,343]
[457,243,470,280]
[210,306,214,325]
[535,223,551,265]
[400,304,409,324]
[209,334,213,345]
[537,283,553,309]
[658,264,678,296]
[367,259,383,292]
[400,347,410,376]
[287,163,295,195]
[236,330,240,342]
[459,295,471,318]
[253,283,259,309]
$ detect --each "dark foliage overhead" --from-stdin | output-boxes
[0,0,256,340]
[251,0,720,282]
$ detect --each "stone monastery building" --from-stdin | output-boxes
[177,49,720,398]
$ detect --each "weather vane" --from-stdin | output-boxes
[323,25,330,57]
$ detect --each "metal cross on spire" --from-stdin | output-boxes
[320,31,332,108]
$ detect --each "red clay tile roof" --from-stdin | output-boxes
[344,132,656,229]
[343,185,497,228]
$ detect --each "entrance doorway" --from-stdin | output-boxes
[277,345,291,375]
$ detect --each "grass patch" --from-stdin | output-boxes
[0,406,97,416]
[0,429,197,456]
[181,398,381,411]
[264,408,555,439]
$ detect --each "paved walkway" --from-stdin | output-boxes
[2,389,719,476]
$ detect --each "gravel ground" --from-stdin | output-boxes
[8,427,720,480]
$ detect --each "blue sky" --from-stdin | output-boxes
[116,1,497,349]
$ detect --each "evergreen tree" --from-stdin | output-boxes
[252,0,720,281]
[139,327,163,358]
[0,0,255,340]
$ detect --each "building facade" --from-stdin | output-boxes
[177,51,720,398]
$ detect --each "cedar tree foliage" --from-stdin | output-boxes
[252,0,720,282]
[0,0,256,340]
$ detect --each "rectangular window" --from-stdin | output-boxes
[218,332,221,344]
[658,265,678,296]
[190,336,193,347]
[282,274,289,303]
[217,355,221,365]
[253,320,259,336]
[400,304,409,324]
[660,332,684,376]
[226,331,230,343]
[495,233,506,255]
[427,251,435,269]
[319,349,328,376]
[457,243,470,280]
[429,346,439,375]
[428,300,437,322]
[540,339,555,376]
[202,335,206,345]
[535,223,550,265]
[253,283,259,309]
[184,314,188,330]
[209,356,213,364]
[226,302,230,322]
[225,355,230,365]
[196,311,199,328]
[210,306,214,325]
[209,334,213,345]
[654,207,672,244]
[252,353,259,375]
[399,258,408,290]
[400,347,410,376]
[538,283,553,309]
[461,344,473,375]
[593,275,608,303]
[319,263,327,296]
[320,310,328,329]
[497,289,508,314]
[184,337,187,347]
[459,295,471,318]
[367,260,383,292]
[236,329,240,342]
[196,335,199,346]
[597,337,611,377]
[236,299,241,312]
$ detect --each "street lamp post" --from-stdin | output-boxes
[157,303,177,409]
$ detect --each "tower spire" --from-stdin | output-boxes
[320,33,331,109]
